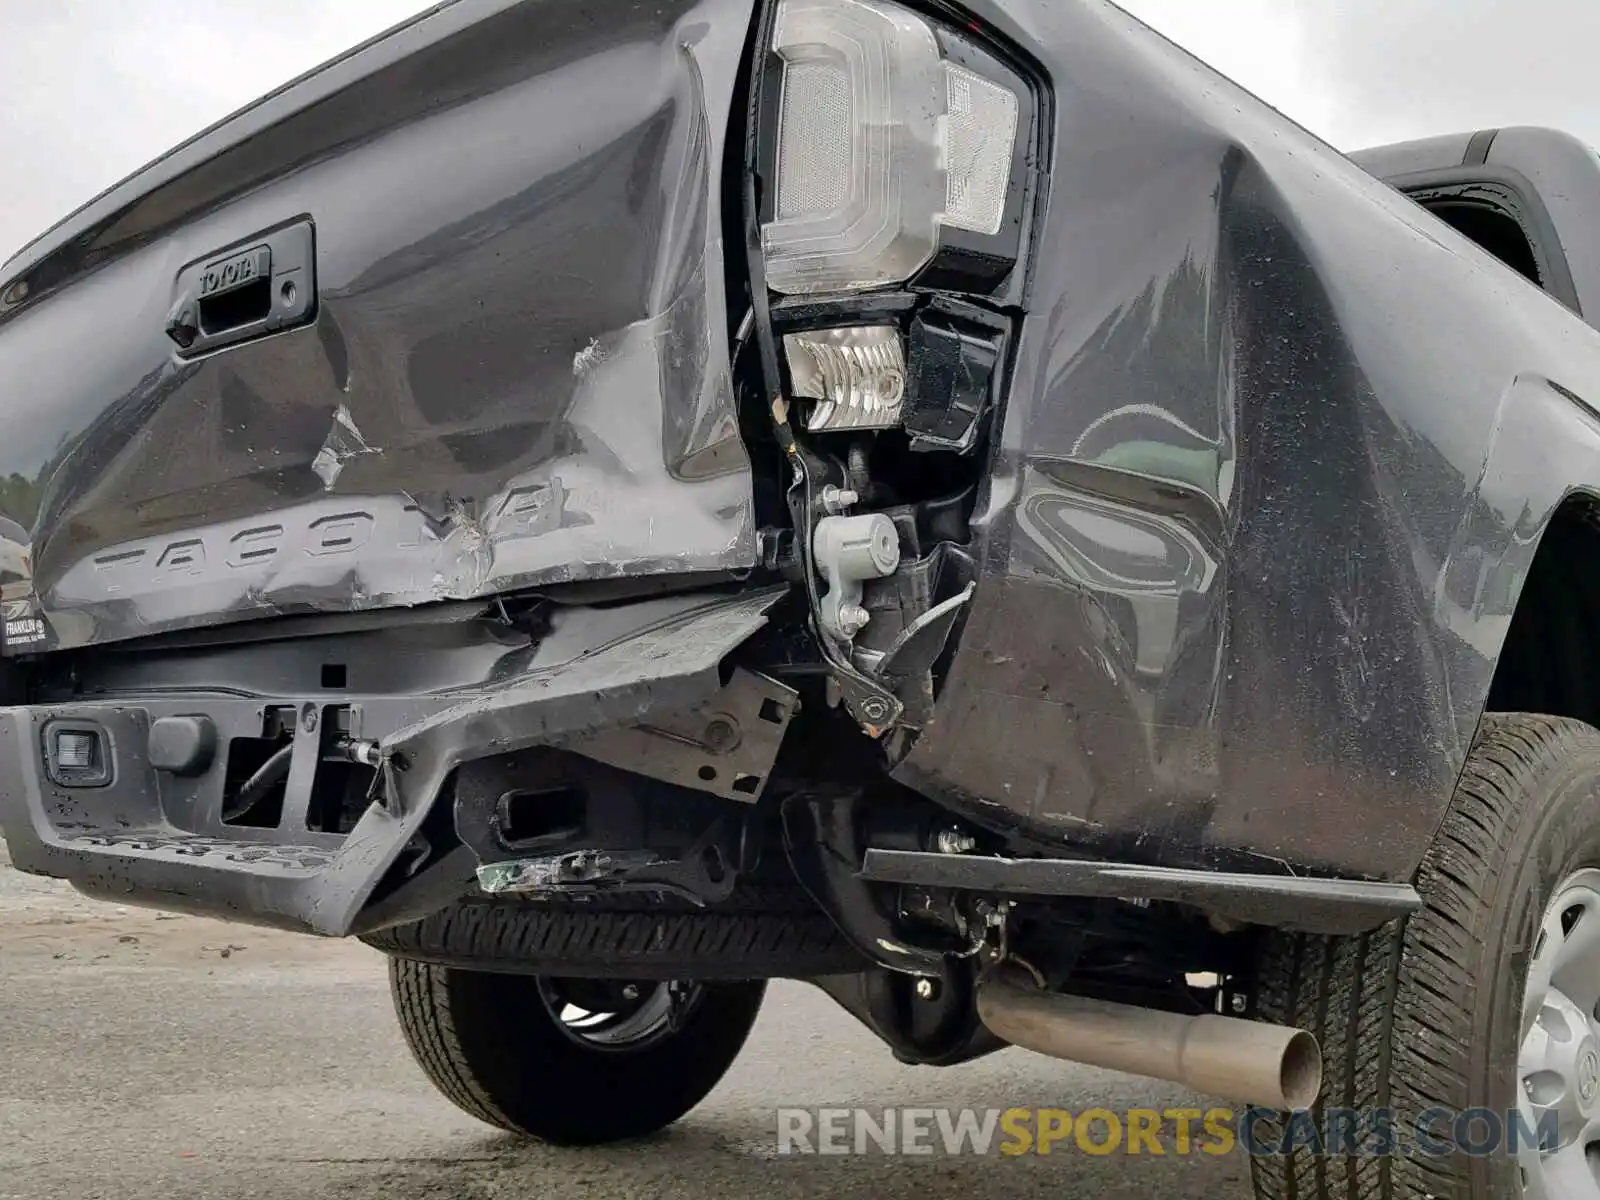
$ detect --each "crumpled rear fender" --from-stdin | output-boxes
[892,0,1600,883]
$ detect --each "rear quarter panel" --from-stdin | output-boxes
[895,0,1600,881]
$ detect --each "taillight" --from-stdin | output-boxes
[760,0,1025,297]
[754,0,1035,438]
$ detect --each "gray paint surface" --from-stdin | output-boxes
[0,0,758,651]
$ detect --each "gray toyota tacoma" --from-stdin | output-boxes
[6,1,1600,1196]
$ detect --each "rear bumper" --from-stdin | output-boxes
[0,588,784,934]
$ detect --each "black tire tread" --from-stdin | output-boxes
[1251,713,1600,1200]
[391,955,506,1130]
[364,892,865,979]
[389,958,767,1142]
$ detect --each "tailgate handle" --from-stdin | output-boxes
[166,219,315,357]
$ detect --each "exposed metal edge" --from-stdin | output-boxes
[859,848,1421,935]
[571,667,798,803]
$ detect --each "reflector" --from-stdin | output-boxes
[941,63,1019,236]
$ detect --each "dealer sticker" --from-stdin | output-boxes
[2,596,50,651]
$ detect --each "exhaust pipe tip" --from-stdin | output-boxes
[977,975,1325,1112]
[1178,1013,1324,1111]
[1277,1027,1323,1111]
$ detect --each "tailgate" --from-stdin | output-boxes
[0,0,757,655]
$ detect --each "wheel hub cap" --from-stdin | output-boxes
[535,977,702,1051]
[1580,1048,1600,1107]
[1519,870,1600,1199]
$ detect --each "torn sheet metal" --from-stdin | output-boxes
[384,587,788,782]
[310,404,382,489]
[0,0,758,652]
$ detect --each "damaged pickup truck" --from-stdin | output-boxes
[9,0,1600,1194]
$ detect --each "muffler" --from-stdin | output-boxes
[976,971,1321,1110]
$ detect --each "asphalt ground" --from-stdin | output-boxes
[0,842,1250,1200]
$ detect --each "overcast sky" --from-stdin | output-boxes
[2,0,1599,263]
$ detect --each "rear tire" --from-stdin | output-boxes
[390,958,765,1143]
[1251,713,1600,1199]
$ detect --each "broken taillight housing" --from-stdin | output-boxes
[761,0,1024,295]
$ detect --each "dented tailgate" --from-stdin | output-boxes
[0,0,758,654]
